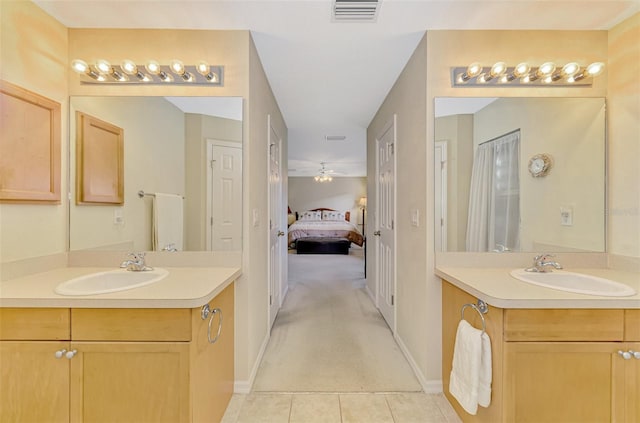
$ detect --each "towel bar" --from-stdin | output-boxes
[461,299,488,334]
[137,190,184,199]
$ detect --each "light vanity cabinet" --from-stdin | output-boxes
[0,282,234,423]
[442,281,640,423]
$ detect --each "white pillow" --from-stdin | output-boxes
[299,210,322,221]
[322,210,345,221]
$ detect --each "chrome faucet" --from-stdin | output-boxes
[525,254,563,273]
[120,252,153,271]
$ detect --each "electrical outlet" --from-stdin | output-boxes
[113,209,124,225]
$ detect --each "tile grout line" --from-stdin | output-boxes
[383,394,397,423]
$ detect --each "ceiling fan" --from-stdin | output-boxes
[315,162,337,182]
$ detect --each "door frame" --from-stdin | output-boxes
[434,140,448,252]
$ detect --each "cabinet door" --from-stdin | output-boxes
[191,282,235,423]
[623,343,640,422]
[69,342,190,423]
[504,342,625,423]
[0,341,70,423]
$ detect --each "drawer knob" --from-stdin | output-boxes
[618,350,632,360]
[65,349,78,359]
[629,350,640,360]
[54,349,67,359]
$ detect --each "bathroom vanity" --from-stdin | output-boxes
[0,266,239,423]
[437,266,640,423]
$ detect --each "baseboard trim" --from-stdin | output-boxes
[395,334,443,394]
[234,331,271,394]
[364,283,375,304]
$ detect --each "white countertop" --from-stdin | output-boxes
[436,266,640,309]
[0,266,241,308]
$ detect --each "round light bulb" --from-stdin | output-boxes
[170,60,185,75]
[71,59,89,74]
[513,62,531,78]
[121,60,138,75]
[196,61,210,75]
[543,75,553,84]
[145,60,161,75]
[586,62,605,76]
[561,62,580,77]
[477,73,488,84]
[537,62,556,77]
[95,60,112,74]
[466,62,482,78]
[490,62,507,77]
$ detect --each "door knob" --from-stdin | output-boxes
[373,230,381,236]
[277,231,285,237]
[54,349,67,359]
[65,349,78,359]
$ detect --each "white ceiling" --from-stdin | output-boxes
[35,0,639,177]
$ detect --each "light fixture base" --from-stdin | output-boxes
[76,64,224,86]
[451,66,593,87]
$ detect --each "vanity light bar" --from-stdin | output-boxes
[71,59,224,86]
[452,62,604,87]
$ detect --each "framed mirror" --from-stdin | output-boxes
[69,96,243,252]
[434,97,605,253]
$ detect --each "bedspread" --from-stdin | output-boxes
[288,220,364,247]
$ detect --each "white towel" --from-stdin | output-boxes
[449,320,492,415]
[152,193,184,251]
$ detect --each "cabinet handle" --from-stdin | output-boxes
[618,350,632,360]
[65,349,78,359]
[54,349,67,359]
[629,350,640,360]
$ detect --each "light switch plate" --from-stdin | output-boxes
[252,209,260,227]
[411,209,420,227]
[560,206,573,226]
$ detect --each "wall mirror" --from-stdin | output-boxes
[69,96,243,252]
[434,97,605,253]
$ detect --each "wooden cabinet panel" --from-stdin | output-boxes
[623,342,640,422]
[71,308,191,341]
[625,310,640,341]
[0,308,70,340]
[442,282,504,423]
[503,342,623,423]
[191,282,235,423]
[0,341,70,423]
[504,309,624,341]
[69,342,190,423]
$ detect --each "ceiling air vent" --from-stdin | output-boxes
[325,135,347,141]
[332,0,380,22]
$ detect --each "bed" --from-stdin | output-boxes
[288,208,364,253]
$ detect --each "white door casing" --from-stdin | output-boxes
[206,140,242,251]
[434,141,448,252]
[375,115,396,332]
[268,115,284,329]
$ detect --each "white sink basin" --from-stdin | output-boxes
[55,268,168,296]
[510,269,636,297]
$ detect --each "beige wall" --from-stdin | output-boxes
[367,34,432,388]
[185,113,242,251]
[0,1,69,262]
[288,177,366,224]
[608,13,640,258]
[69,97,185,251]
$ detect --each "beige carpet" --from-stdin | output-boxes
[252,252,421,392]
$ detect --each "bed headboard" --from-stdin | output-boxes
[298,208,350,222]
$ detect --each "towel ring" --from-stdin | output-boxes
[461,301,487,334]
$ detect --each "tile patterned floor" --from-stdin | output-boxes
[222,392,462,423]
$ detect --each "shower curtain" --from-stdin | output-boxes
[466,130,520,252]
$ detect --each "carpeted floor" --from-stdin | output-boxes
[252,251,421,392]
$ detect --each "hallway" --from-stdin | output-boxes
[222,252,461,422]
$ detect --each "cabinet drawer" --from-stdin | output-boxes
[625,310,640,341]
[71,309,191,341]
[504,309,624,341]
[0,308,70,340]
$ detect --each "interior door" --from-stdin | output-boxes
[207,140,242,251]
[434,141,448,251]
[375,115,396,331]
[268,115,284,328]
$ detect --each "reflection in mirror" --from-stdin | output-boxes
[434,97,605,253]
[69,96,242,252]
